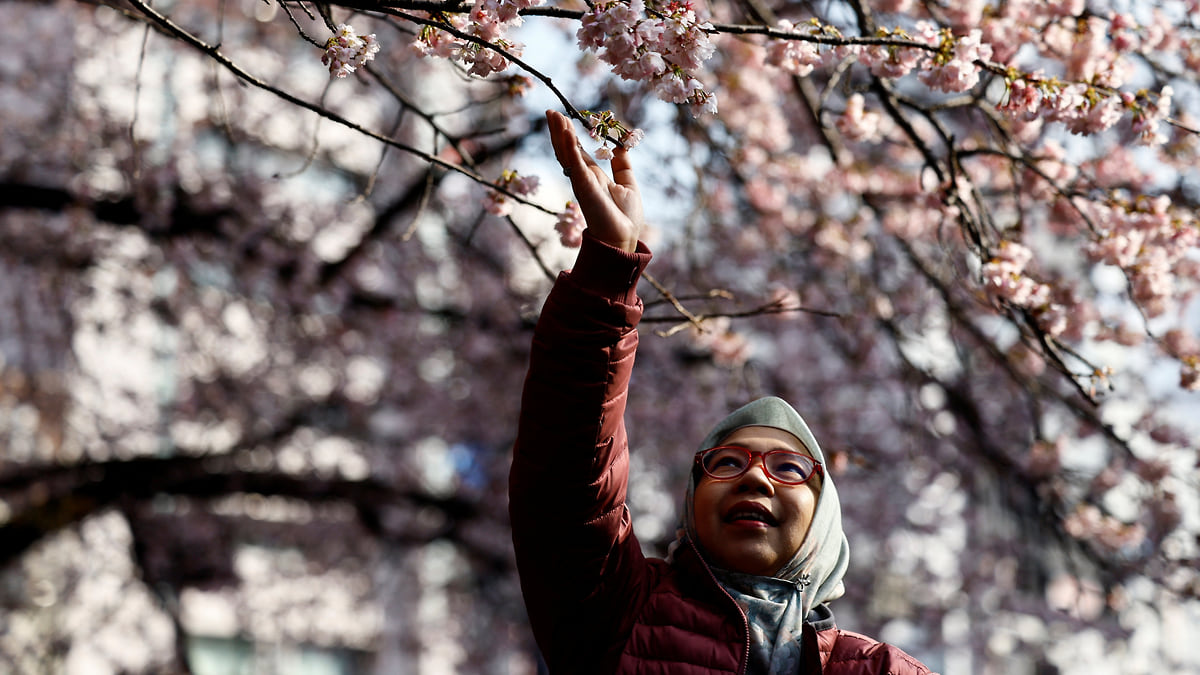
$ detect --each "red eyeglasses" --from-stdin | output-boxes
[694,445,822,486]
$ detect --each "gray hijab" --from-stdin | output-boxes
[676,397,851,673]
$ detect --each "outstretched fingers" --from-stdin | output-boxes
[548,110,613,199]
[609,145,638,193]
[546,110,590,180]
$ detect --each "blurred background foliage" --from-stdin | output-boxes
[1,0,1198,673]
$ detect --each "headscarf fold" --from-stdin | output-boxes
[673,397,851,674]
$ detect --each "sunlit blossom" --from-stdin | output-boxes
[554,201,585,247]
[577,0,717,115]
[483,169,539,217]
[764,20,823,76]
[321,24,380,78]
[982,240,1052,308]
[919,29,992,92]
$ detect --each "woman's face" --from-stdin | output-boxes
[693,426,820,576]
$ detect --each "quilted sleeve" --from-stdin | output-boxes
[509,231,654,671]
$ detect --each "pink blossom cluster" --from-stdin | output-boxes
[856,7,1182,143]
[689,317,751,367]
[763,19,872,80]
[1041,15,1133,88]
[1062,503,1146,552]
[1063,88,1123,136]
[981,240,1077,338]
[763,20,827,76]
[554,201,585,248]
[483,169,539,217]
[1129,86,1174,147]
[917,27,993,93]
[982,241,1050,308]
[860,29,926,79]
[321,24,380,79]
[1163,331,1200,391]
[503,74,534,97]
[999,77,1173,144]
[411,15,466,60]
[979,5,1182,143]
[820,22,993,91]
[834,94,882,143]
[751,5,1184,148]
[750,19,1000,105]
[998,77,1041,120]
[411,0,545,78]
[582,109,645,158]
[1082,195,1198,318]
[712,39,795,157]
[577,0,717,116]
[469,0,538,38]
[1103,8,1182,56]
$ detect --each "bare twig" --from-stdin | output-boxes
[121,0,556,216]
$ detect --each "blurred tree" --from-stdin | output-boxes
[0,0,1197,673]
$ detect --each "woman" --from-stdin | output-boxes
[509,110,935,675]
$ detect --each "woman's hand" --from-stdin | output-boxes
[546,110,644,254]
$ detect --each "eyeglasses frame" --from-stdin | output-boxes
[693,445,823,486]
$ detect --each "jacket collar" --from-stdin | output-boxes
[673,537,840,674]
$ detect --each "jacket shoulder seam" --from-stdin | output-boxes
[825,630,930,672]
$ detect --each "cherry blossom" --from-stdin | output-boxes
[577,0,717,115]
[918,28,992,93]
[764,20,824,76]
[411,0,545,79]
[581,109,645,155]
[859,29,926,79]
[689,317,752,367]
[320,24,380,78]
[982,241,1051,308]
[554,201,585,248]
[1131,86,1174,147]
[998,77,1042,119]
[483,169,539,217]
[835,94,882,143]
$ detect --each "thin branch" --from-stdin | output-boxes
[401,170,437,241]
[363,63,479,168]
[129,22,151,182]
[353,106,407,202]
[384,8,595,128]
[641,270,706,331]
[120,0,555,216]
[274,80,333,178]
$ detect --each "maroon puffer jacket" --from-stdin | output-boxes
[510,235,934,675]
